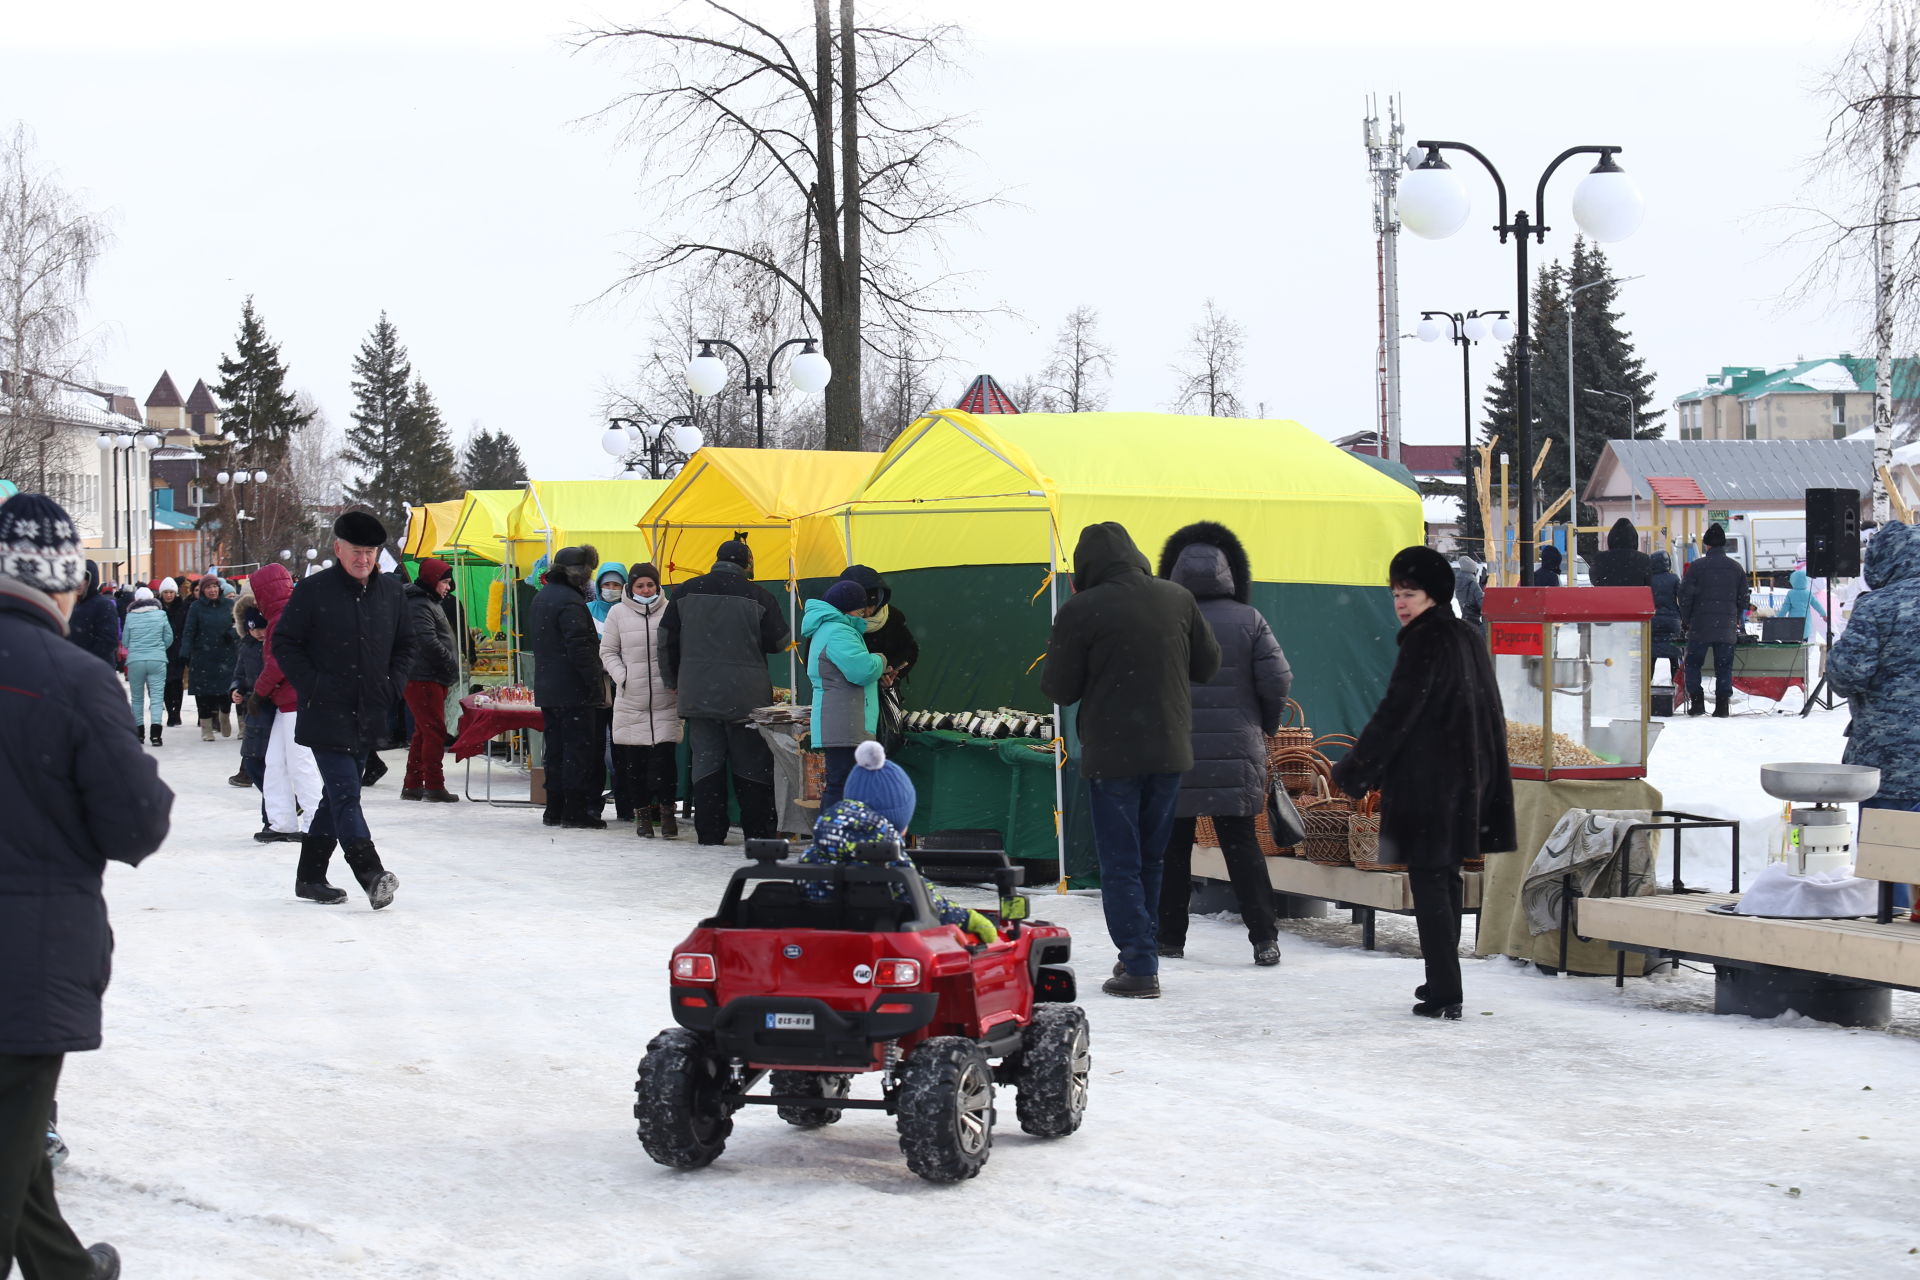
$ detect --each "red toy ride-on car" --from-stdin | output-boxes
[634,837,1086,1183]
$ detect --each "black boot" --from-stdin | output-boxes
[422,789,460,803]
[295,835,346,904]
[149,724,162,747]
[660,805,678,839]
[1713,691,1731,718]
[543,788,565,827]
[342,839,398,909]
[1687,689,1706,717]
[361,753,389,787]
[636,807,655,839]
[85,1242,120,1279]
[1412,999,1463,1020]
[562,791,607,830]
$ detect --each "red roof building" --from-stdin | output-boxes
[955,374,1020,415]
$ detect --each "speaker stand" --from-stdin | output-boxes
[1799,580,1844,717]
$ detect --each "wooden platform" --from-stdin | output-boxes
[1191,848,1483,912]
[1579,892,1920,989]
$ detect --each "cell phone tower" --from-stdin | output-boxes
[1364,95,1406,464]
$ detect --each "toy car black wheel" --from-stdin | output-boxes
[1011,1004,1090,1138]
[895,1036,994,1183]
[771,1070,852,1128]
[634,1028,732,1168]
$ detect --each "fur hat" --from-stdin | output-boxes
[551,544,599,590]
[823,580,869,613]
[0,494,87,594]
[1388,545,1456,607]
[1703,522,1727,548]
[716,539,753,568]
[333,510,388,547]
[844,741,916,835]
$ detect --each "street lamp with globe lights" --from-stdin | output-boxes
[1399,141,1644,582]
[1417,309,1513,561]
[686,336,831,449]
[94,428,161,581]
[603,415,703,480]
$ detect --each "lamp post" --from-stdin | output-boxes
[1583,388,1636,514]
[602,416,705,480]
[96,428,160,581]
[1565,274,1642,545]
[212,464,270,568]
[1399,141,1644,582]
[1417,309,1514,559]
[686,337,832,449]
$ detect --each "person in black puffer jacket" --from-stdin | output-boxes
[400,558,461,803]
[1588,518,1652,588]
[1678,523,1751,717]
[1154,522,1292,967]
[530,545,611,829]
[65,560,121,669]
[181,573,239,739]
[1534,543,1563,587]
[1649,550,1683,693]
[0,493,171,1280]
[159,576,191,726]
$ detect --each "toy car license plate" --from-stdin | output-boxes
[766,1012,814,1031]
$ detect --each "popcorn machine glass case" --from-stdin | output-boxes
[1482,587,1654,781]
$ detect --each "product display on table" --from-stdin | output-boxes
[902,708,1054,741]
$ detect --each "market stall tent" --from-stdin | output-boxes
[442,489,523,565]
[635,447,877,585]
[833,409,1425,736]
[402,500,465,559]
[507,479,669,574]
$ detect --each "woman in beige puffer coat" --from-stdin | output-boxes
[600,562,681,838]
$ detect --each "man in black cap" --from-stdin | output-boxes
[529,544,610,828]
[1678,522,1750,718]
[270,510,416,906]
[0,492,170,1280]
[657,539,790,843]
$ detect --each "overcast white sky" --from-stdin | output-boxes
[2,0,1872,483]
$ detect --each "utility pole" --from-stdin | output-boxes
[1366,96,1406,463]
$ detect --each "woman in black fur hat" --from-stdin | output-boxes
[1155,522,1293,967]
[1332,546,1514,1019]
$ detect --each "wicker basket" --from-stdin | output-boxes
[1349,793,1403,872]
[1194,750,1309,857]
[1298,778,1355,865]
[1272,699,1313,755]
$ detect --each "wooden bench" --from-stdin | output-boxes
[1190,847,1483,950]
[1577,808,1920,1028]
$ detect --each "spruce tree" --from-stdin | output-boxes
[1564,238,1661,550]
[212,296,312,467]
[398,375,461,506]
[343,312,413,539]
[460,426,528,491]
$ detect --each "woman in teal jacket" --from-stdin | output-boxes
[123,586,174,745]
[587,561,626,629]
[1780,567,1828,642]
[803,580,886,810]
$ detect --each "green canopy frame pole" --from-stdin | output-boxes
[1049,520,1068,892]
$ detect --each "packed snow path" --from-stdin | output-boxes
[55,706,1920,1277]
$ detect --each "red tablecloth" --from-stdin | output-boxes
[452,696,544,761]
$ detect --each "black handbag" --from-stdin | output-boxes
[1265,774,1307,847]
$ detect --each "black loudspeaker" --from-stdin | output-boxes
[1806,488,1861,578]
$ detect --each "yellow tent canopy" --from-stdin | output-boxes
[636,448,878,585]
[507,479,670,573]
[835,409,1423,584]
[440,489,523,564]
[401,500,464,559]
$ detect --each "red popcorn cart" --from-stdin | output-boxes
[1482,587,1655,781]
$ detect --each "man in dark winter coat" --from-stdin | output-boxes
[1154,523,1291,967]
[64,561,120,669]
[1649,550,1683,692]
[0,493,171,1280]
[1333,546,1513,1019]
[658,540,790,844]
[530,545,610,828]
[1042,522,1220,999]
[1588,518,1653,588]
[159,577,190,726]
[401,558,461,804]
[1534,543,1564,587]
[271,511,415,908]
[1678,522,1751,717]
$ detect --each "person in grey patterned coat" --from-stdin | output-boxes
[1828,521,1920,811]
[1154,522,1292,966]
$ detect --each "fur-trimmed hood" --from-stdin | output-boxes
[231,590,259,639]
[1156,521,1252,603]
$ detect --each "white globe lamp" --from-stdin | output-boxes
[1571,155,1644,244]
[667,422,704,455]
[1415,318,1443,344]
[1462,315,1490,342]
[601,425,631,458]
[1397,155,1471,240]
[788,342,832,393]
[686,348,728,397]
[1491,316,1516,342]
[96,434,114,449]
[216,471,231,485]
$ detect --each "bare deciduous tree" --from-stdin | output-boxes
[1039,305,1113,412]
[579,2,993,450]
[1796,0,1920,519]
[1169,299,1246,418]
[861,334,942,448]
[0,123,108,501]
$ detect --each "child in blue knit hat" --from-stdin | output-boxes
[801,741,998,944]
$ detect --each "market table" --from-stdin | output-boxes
[1697,640,1809,702]
[893,729,1059,871]
[1474,775,1664,974]
[453,695,544,807]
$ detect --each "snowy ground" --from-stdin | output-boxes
[52,702,1920,1278]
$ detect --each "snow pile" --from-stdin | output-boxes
[43,704,1920,1278]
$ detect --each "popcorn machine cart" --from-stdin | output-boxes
[1482,587,1656,781]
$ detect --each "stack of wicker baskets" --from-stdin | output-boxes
[1348,791,1403,872]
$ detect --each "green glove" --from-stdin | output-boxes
[963,909,1000,946]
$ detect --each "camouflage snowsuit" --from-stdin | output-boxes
[1828,521,1920,804]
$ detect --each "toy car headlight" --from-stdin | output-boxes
[672,953,717,982]
[875,958,921,987]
